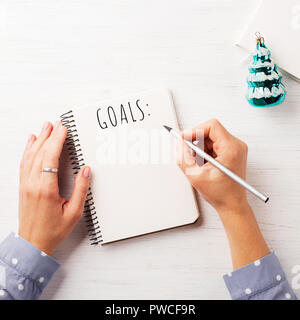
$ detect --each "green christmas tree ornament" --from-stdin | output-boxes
[246,32,286,107]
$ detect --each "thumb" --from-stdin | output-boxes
[64,166,91,221]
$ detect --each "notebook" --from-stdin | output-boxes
[61,90,199,244]
[236,0,300,81]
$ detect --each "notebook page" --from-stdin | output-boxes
[72,90,199,243]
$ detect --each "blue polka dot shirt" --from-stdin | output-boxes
[0,232,297,299]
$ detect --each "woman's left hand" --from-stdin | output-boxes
[18,121,91,255]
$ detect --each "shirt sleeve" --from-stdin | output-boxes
[0,232,60,300]
[223,252,297,300]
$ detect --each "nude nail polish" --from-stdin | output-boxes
[43,122,50,131]
[83,167,90,178]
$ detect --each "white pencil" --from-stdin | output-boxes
[163,125,269,203]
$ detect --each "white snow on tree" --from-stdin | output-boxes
[246,33,286,107]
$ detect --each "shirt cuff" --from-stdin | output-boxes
[223,252,295,300]
[0,232,60,290]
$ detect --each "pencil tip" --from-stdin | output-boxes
[163,125,172,132]
[265,197,269,203]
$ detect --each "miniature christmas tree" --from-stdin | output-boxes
[246,33,286,107]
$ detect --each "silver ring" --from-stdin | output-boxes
[42,168,58,173]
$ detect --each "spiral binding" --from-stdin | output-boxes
[60,110,102,245]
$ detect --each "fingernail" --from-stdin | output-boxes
[28,134,34,142]
[83,167,91,178]
[54,121,60,129]
[59,122,66,131]
[43,122,50,131]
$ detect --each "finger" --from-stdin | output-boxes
[205,138,214,151]
[20,134,37,179]
[64,166,91,222]
[35,122,67,188]
[21,134,36,163]
[31,121,53,154]
[42,121,68,169]
[181,119,231,143]
[194,139,205,167]
[176,138,196,171]
[25,134,36,151]
[181,127,205,142]
[182,142,204,177]
[23,122,53,180]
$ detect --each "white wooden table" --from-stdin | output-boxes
[0,0,299,299]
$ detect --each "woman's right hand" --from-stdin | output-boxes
[177,119,249,213]
[177,119,270,269]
